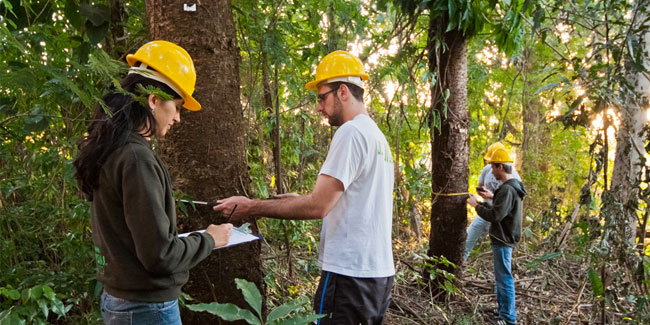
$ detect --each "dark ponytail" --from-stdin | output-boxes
[74,73,181,200]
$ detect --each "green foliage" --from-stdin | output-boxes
[418,254,458,295]
[587,267,604,298]
[187,278,323,325]
[0,0,142,322]
[0,284,71,324]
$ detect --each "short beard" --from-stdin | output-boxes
[328,96,344,127]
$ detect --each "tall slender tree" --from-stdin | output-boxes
[144,0,264,322]
[610,1,649,245]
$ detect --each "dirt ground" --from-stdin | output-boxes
[384,238,599,325]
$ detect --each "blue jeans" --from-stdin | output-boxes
[492,245,516,324]
[464,216,491,261]
[100,291,182,325]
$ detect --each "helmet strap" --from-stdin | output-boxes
[321,76,364,89]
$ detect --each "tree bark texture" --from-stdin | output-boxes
[145,1,264,323]
[521,48,552,215]
[426,16,469,285]
[610,6,649,244]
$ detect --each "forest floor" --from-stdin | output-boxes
[262,230,602,325]
[385,237,597,325]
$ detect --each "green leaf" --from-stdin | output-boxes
[266,296,308,322]
[20,288,29,304]
[1,0,14,16]
[278,314,325,325]
[38,300,49,319]
[235,278,263,317]
[42,286,55,301]
[85,21,109,45]
[1,288,20,300]
[187,303,261,325]
[0,310,25,325]
[65,0,83,30]
[31,286,43,299]
[76,42,91,64]
[588,268,604,297]
[525,252,562,269]
[533,82,560,95]
[51,299,66,317]
[78,3,110,26]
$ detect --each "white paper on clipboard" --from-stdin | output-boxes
[179,228,261,250]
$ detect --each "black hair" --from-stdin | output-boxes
[493,163,513,174]
[326,81,364,102]
[74,73,181,200]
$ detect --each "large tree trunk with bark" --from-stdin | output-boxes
[145,0,264,323]
[426,16,469,291]
[610,7,649,245]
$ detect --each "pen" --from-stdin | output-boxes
[178,199,220,208]
[226,204,238,222]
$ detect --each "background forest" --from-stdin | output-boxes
[1,0,649,324]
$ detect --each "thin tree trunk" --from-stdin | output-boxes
[610,6,649,244]
[426,16,469,292]
[521,47,551,215]
[298,117,305,190]
[145,0,264,323]
[106,0,126,59]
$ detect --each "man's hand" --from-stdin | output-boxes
[477,188,494,200]
[271,193,301,200]
[205,223,233,248]
[467,193,478,207]
[213,196,253,221]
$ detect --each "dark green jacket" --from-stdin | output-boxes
[91,133,214,302]
[476,178,527,247]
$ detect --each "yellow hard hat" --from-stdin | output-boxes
[305,51,369,91]
[484,142,505,161]
[126,40,201,111]
[490,147,514,163]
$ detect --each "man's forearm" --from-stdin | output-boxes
[250,195,325,220]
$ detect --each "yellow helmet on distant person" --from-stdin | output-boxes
[484,142,505,161]
[305,51,369,91]
[126,40,201,111]
[490,147,515,163]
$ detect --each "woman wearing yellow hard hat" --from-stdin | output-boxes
[74,40,233,324]
[464,142,521,262]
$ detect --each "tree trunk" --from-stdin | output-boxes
[610,7,649,245]
[107,0,126,59]
[261,58,282,194]
[426,16,469,291]
[521,47,552,215]
[145,0,264,323]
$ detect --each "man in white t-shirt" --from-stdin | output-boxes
[214,51,395,324]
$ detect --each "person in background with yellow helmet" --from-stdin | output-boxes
[215,50,395,324]
[74,40,233,325]
[464,142,521,262]
[467,148,527,325]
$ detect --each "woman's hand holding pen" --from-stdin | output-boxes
[206,223,233,248]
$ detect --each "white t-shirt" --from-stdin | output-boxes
[318,114,395,278]
[478,164,521,204]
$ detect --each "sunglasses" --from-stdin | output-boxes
[317,85,340,104]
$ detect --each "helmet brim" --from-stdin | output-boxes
[183,95,201,111]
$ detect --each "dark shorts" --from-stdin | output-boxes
[313,271,393,325]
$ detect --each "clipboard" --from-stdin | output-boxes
[179,226,262,250]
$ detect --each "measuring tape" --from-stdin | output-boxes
[431,191,471,197]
